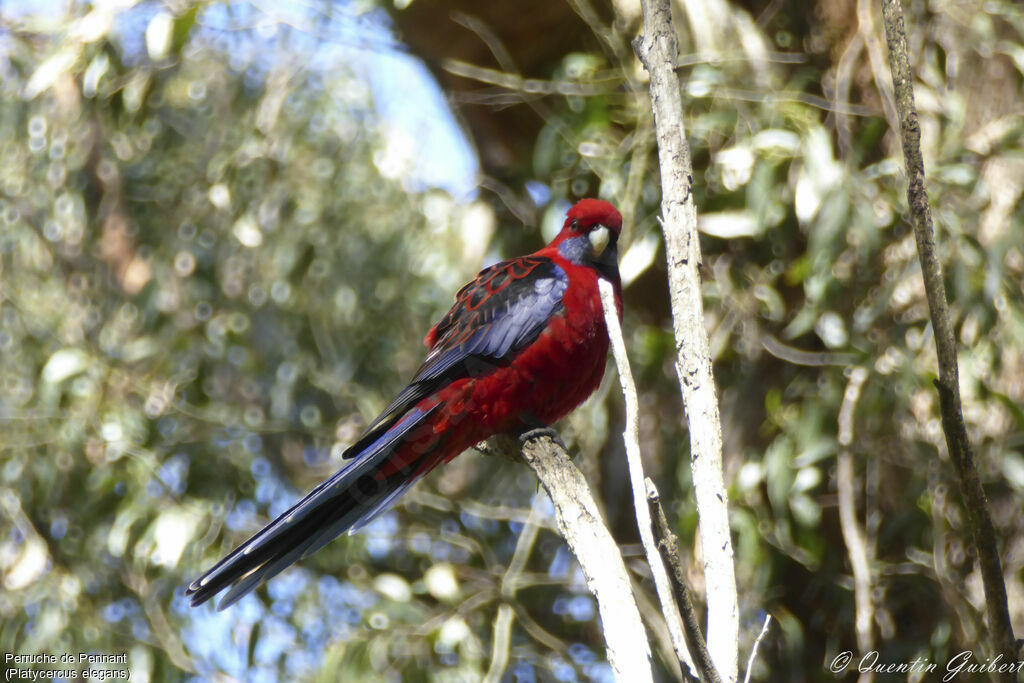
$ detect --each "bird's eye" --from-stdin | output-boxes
[571,219,579,229]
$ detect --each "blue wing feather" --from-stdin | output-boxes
[187,257,568,608]
[343,256,566,459]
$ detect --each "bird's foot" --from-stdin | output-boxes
[517,426,567,452]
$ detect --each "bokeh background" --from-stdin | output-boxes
[1,0,1023,680]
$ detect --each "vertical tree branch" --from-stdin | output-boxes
[880,0,1016,674]
[633,0,739,679]
[599,279,700,680]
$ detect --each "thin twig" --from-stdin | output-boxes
[441,59,613,97]
[834,40,862,156]
[620,122,653,247]
[511,601,570,655]
[742,614,772,683]
[411,490,557,530]
[565,0,633,72]
[484,604,515,683]
[836,366,874,680]
[484,494,545,683]
[859,0,899,134]
[646,479,723,683]
[760,335,858,367]
[598,278,699,679]
[123,569,196,674]
[502,495,543,596]
[634,0,739,678]
[694,87,875,116]
[447,11,573,157]
[880,0,1016,675]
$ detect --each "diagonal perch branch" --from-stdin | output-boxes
[484,433,654,681]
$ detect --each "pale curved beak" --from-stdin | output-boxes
[588,225,610,257]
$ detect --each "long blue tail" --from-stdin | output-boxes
[186,406,440,609]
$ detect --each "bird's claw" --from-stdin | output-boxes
[517,426,568,452]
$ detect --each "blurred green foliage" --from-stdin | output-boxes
[0,2,525,680]
[1,0,1024,681]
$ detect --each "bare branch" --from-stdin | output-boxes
[488,433,654,680]
[484,495,545,683]
[880,0,1016,674]
[646,479,723,683]
[484,604,515,683]
[836,367,874,675]
[441,58,612,97]
[124,569,196,674]
[742,614,772,683]
[599,278,699,678]
[760,335,857,367]
[633,0,738,678]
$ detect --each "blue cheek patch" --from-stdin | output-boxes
[558,235,589,264]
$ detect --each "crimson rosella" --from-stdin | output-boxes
[186,198,623,609]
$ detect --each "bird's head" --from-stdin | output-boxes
[551,198,623,280]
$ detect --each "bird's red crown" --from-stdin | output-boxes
[564,198,623,237]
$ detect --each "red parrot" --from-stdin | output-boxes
[187,198,623,609]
